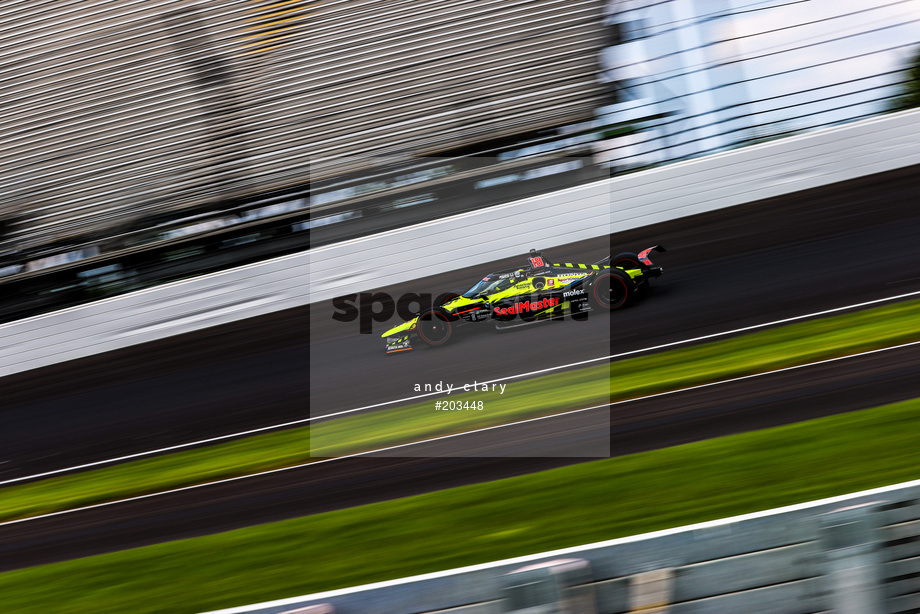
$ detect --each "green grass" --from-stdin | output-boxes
[1,298,919,524]
[3,396,920,614]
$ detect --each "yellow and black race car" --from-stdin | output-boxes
[382,246,665,353]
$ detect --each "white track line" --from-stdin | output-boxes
[3,338,920,528]
[3,288,920,487]
[0,402,610,528]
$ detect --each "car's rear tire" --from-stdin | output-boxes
[612,251,650,298]
[612,251,646,272]
[591,269,635,310]
[416,309,453,346]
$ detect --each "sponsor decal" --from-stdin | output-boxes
[386,336,412,352]
[563,289,585,298]
[547,279,555,287]
[493,297,559,316]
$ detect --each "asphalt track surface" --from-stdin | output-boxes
[3,344,920,572]
[2,164,920,570]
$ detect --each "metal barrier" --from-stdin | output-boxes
[0,0,604,250]
[201,478,920,614]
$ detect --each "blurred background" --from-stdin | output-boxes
[0,0,918,323]
[2,2,920,612]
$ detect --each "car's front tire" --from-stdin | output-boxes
[416,309,453,346]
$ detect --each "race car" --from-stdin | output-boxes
[381,246,665,353]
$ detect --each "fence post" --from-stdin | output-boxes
[819,501,886,614]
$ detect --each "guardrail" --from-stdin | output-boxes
[2,108,920,378]
[202,478,920,614]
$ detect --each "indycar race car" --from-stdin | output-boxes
[382,246,665,353]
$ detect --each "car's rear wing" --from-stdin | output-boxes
[638,245,667,265]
